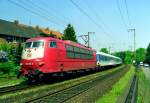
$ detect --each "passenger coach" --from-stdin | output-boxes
[96,52,122,67]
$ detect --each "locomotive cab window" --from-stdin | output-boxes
[24,41,44,48]
[24,42,32,48]
[49,41,57,48]
[32,41,44,48]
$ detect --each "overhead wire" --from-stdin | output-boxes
[70,0,115,50]
[123,0,134,50]
[82,0,116,43]
[8,0,65,27]
[117,0,135,51]
[37,0,72,24]
[18,0,66,26]
[116,0,128,29]
[83,1,113,35]
[27,0,68,25]
[70,0,113,39]
[124,0,133,28]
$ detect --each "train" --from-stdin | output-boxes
[18,37,122,81]
[96,52,122,67]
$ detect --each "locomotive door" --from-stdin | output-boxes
[49,41,63,72]
[57,42,64,72]
[49,41,59,60]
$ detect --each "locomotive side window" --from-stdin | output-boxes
[66,45,73,51]
[74,47,80,52]
[32,41,44,48]
[65,45,74,58]
[65,44,93,59]
[74,47,80,58]
[50,41,57,48]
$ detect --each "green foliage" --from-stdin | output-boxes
[114,48,147,64]
[0,62,15,74]
[113,51,134,64]
[113,51,126,63]
[13,43,23,64]
[0,42,12,53]
[0,38,7,44]
[100,48,109,53]
[63,24,78,42]
[0,42,12,61]
[40,32,56,38]
[145,43,150,64]
[0,41,23,64]
[136,48,146,64]
[49,32,56,38]
[0,41,22,76]
[40,33,48,37]
[124,51,134,64]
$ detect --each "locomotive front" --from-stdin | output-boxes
[18,39,45,80]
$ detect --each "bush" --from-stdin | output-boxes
[0,41,23,65]
[0,42,12,53]
[0,42,12,61]
[13,43,23,64]
[0,62,16,74]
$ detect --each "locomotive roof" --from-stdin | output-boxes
[26,37,95,51]
[96,52,121,60]
[26,37,59,42]
[64,40,94,51]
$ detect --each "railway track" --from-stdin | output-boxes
[0,83,43,96]
[26,65,129,103]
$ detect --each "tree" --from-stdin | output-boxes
[145,43,150,64]
[113,50,134,64]
[14,20,19,25]
[0,38,7,44]
[0,42,12,53]
[135,48,146,64]
[100,48,109,53]
[13,43,23,64]
[49,32,56,38]
[63,24,77,42]
[124,51,134,64]
[0,62,15,74]
[113,51,126,63]
[35,25,39,30]
[40,33,48,37]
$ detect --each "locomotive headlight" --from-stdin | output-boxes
[35,59,41,61]
[38,62,44,67]
[35,59,44,66]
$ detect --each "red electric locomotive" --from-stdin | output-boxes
[19,37,96,81]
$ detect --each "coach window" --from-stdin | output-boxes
[50,41,57,48]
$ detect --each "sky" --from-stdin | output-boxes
[0,0,149,52]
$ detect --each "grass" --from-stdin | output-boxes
[0,77,24,88]
[0,65,125,102]
[96,65,135,103]
[137,68,150,103]
[0,65,23,87]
